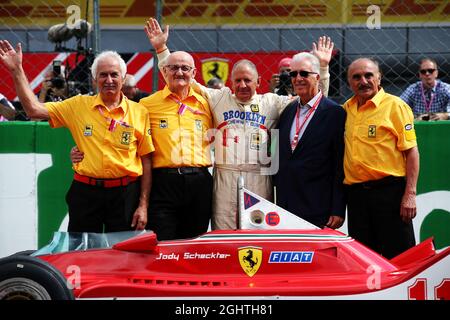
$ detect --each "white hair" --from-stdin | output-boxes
[291,52,320,74]
[124,74,137,87]
[91,51,127,79]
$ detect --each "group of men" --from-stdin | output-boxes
[1,16,446,259]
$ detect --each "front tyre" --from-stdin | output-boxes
[0,255,74,300]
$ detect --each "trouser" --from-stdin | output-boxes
[147,167,213,241]
[66,179,141,233]
[346,176,416,259]
[212,167,273,230]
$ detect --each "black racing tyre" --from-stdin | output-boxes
[9,250,36,257]
[0,255,74,300]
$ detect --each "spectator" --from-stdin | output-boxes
[207,77,224,89]
[0,93,16,121]
[145,18,334,230]
[139,51,214,241]
[274,52,346,229]
[122,74,149,102]
[400,58,450,121]
[344,57,419,259]
[0,40,154,233]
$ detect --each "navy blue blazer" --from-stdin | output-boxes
[274,96,346,227]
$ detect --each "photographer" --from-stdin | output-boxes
[269,57,294,96]
[38,61,68,103]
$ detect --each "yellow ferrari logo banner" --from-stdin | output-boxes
[201,58,229,85]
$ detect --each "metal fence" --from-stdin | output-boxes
[0,0,449,116]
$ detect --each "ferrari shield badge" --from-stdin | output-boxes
[121,131,132,145]
[201,58,229,85]
[238,246,262,277]
[368,125,376,138]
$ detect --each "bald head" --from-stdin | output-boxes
[163,51,197,97]
[165,51,195,68]
[348,58,380,76]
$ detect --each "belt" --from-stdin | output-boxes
[349,176,405,190]
[153,167,208,175]
[74,173,139,188]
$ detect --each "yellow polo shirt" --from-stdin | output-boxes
[45,94,154,178]
[343,88,417,184]
[139,86,213,168]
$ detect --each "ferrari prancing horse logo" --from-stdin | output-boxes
[238,246,262,277]
[201,58,229,85]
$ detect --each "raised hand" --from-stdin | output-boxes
[144,17,169,52]
[0,40,23,72]
[312,36,334,67]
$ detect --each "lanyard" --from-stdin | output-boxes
[291,94,322,152]
[170,96,205,116]
[98,103,129,132]
[420,82,435,113]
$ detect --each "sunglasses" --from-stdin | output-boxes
[420,69,436,75]
[165,64,194,73]
[289,70,318,78]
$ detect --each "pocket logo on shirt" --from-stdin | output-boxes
[250,133,261,150]
[250,104,259,113]
[121,131,132,145]
[195,119,202,131]
[159,119,168,129]
[368,125,376,138]
[83,125,93,136]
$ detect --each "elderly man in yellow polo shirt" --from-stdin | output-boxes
[343,57,420,259]
[139,51,214,241]
[0,40,154,233]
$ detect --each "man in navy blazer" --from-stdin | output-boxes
[274,52,346,228]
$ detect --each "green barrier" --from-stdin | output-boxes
[0,122,74,248]
[0,121,449,250]
[415,122,450,248]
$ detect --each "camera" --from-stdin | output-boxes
[51,60,66,89]
[276,71,293,96]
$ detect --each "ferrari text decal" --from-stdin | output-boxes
[269,251,314,263]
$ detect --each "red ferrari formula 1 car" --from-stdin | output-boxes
[0,182,449,300]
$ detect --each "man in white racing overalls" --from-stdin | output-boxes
[145,18,333,229]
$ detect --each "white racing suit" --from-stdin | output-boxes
[157,50,329,229]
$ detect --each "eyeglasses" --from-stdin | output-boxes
[289,70,318,78]
[419,69,436,75]
[351,72,375,81]
[165,64,194,73]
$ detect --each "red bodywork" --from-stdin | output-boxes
[38,229,450,299]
